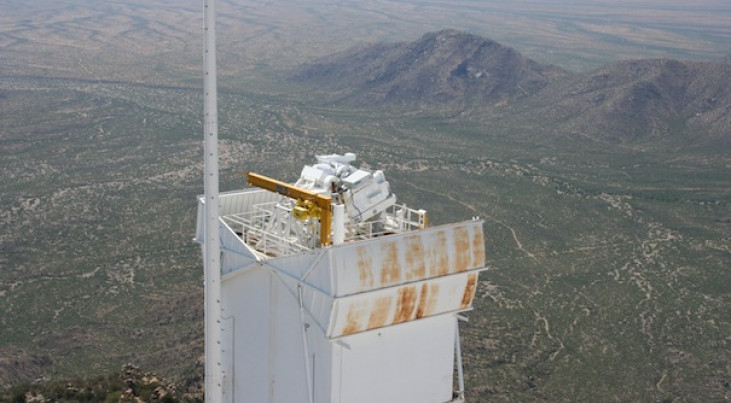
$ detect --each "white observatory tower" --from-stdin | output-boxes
[197,1,486,402]
[196,154,486,402]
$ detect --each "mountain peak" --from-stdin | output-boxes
[294,30,567,106]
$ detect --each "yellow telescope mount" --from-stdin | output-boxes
[246,172,333,247]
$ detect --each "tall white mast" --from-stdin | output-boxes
[202,0,223,401]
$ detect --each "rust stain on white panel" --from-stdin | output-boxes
[367,296,393,329]
[357,245,374,289]
[393,285,417,324]
[460,272,478,309]
[404,234,426,281]
[342,302,367,336]
[433,230,449,277]
[472,225,486,268]
[379,241,401,287]
[415,282,439,319]
[454,226,470,272]
[332,221,485,297]
[329,271,481,338]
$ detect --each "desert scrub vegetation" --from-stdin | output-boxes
[1,363,201,403]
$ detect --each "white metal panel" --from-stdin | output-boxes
[309,334,333,403]
[264,249,330,293]
[333,314,456,403]
[221,265,272,403]
[269,274,310,403]
[328,271,479,338]
[223,262,332,403]
[300,285,335,335]
[196,190,279,243]
[330,220,485,297]
[220,222,259,276]
[219,188,279,216]
[265,265,334,336]
[261,250,336,336]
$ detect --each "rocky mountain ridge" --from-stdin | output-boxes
[294,29,568,106]
[530,58,731,143]
[294,30,731,145]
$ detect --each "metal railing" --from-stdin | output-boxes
[222,202,428,256]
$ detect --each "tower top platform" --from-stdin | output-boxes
[200,153,429,258]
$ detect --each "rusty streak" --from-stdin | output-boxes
[342,304,365,336]
[380,241,400,287]
[415,283,430,318]
[472,226,486,267]
[435,230,449,276]
[357,245,374,290]
[461,273,478,309]
[404,234,426,281]
[367,296,393,330]
[393,285,417,324]
[454,226,470,272]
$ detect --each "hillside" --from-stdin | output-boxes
[294,31,731,147]
[528,58,731,145]
[294,29,568,106]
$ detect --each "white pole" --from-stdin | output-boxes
[203,0,223,401]
[333,204,345,245]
